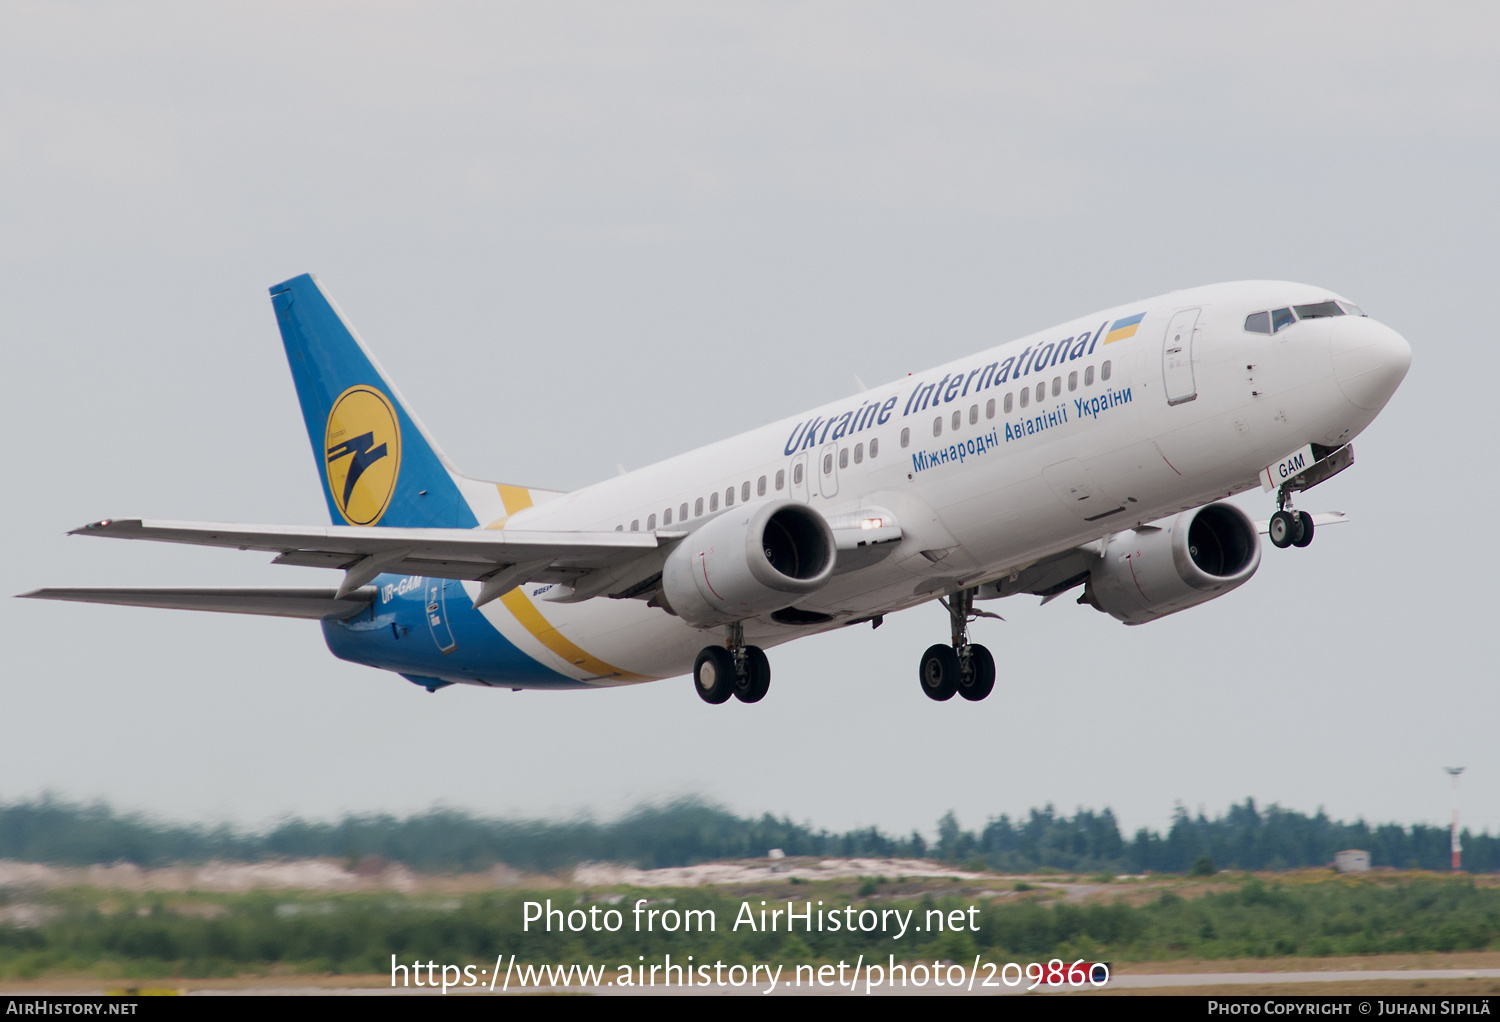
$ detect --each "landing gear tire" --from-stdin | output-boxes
[1268,509,1299,549]
[734,646,771,703]
[919,644,960,701]
[694,646,735,704]
[1291,510,1315,548]
[957,644,996,702]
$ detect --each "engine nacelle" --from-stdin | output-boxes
[1082,502,1261,625]
[661,500,835,627]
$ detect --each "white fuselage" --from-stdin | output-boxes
[471,280,1411,685]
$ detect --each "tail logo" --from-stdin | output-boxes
[324,385,402,525]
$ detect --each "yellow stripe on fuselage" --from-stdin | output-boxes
[498,588,652,682]
[485,483,655,683]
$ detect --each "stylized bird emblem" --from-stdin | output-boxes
[326,432,388,509]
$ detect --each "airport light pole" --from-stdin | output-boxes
[1444,767,1465,870]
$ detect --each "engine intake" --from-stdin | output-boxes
[1083,502,1261,624]
[661,500,835,626]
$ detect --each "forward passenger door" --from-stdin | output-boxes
[1162,308,1201,406]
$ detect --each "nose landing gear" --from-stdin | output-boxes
[1268,508,1315,549]
[1269,444,1354,549]
[920,588,997,702]
[694,622,771,705]
[1269,472,1317,550]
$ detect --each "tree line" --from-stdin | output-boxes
[0,795,1494,873]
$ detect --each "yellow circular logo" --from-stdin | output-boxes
[324,385,402,526]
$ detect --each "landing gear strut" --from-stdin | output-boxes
[919,587,996,702]
[694,622,770,705]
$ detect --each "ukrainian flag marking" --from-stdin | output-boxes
[1104,313,1145,344]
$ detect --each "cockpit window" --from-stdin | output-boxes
[1244,311,1271,334]
[1337,301,1366,317]
[1293,301,1345,320]
[1271,307,1296,333]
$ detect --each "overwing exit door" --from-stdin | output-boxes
[790,453,810,502]
[1162,308,1200,406]
[818,442,839,499]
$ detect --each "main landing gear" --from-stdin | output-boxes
[694,623,770,705]
[919,587,997,702]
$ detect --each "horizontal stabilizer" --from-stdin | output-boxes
[18,587,377,620]
[66,518,677,592]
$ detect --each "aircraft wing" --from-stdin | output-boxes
[19,586,377,620]
[65,518,683,607]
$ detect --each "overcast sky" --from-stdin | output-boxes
[2,3,1496,843]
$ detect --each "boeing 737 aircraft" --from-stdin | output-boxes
[24,275,1411,703]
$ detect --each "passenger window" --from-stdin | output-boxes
[822,454,832,474]
[969,405,977,424]
[1035,383,1045,403]
[1085,365,1095,386]
[986,398,995,418]
[615,524,623,531]
[1019,388,1029,409]
[663,508,672,526]
[1004,392,1013,413]
[838,448,848,469]
[757,475,766,496]
[793,463,803,484]
[1271,307,1296,332]
[1052,377,1061,397]
[710,492,719,512]
[869,438,879,458]
[933,416,942,436]
[742,481,750,502]
[775,470,784,491]
[725,486,734,506]
[1101,360,1112,381]
[951,410,961,430]
[853,442,864,464]
[647,514,656,531]
[695,497,704,516]
[1244,311,1271,334]
[1068,371,1077,391]
[680,502,689,520]
[631,519,639,531]
[900,428,910,448]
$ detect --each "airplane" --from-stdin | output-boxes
[22,274,1411,703]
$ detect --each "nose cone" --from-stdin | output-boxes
[1331,318,1412,411]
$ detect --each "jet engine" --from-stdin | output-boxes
[1081,502,1261,625]
[661,500,835,627]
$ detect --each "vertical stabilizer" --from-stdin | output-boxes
[269,274,479,529]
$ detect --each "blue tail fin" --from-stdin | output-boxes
[270,273,479,529]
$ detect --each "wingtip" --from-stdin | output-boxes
[68,518,138,536]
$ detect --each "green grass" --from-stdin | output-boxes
[0,875,1496,979]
